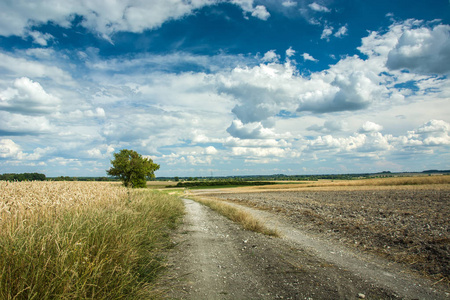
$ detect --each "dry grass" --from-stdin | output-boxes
[146,181,179,189]
[191,196,278,237]
[0,181,184,299]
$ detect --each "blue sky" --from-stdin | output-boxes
[0,0,449,177]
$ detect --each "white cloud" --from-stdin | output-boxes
[227,120,277,139]
[28,31,54,46]
[334,25,348,38]
[0,77,60,115]
[0,0,270,40]
[282,0,297,7]
[302,53,318,62]
[0,53,73,86]
[409,119,450,146]
[205,146,218,155]
[261,50,280,62]
[307,120,347,133]
[309,2,330,13]
[0,112,52,135]
[0,139,23,159]
[224,137,290,148]
[217,59,303,123]
[0,0,215,38]
[232,146,288,158]
[251,5,270,20]
[358,20,450,76]
[84,108,106,118]
[297,67,385,113]
[286,47,296,57]
[386,24,450,74]
[359,121,383,133]
[321,25,334,40]
[231,0,270,21]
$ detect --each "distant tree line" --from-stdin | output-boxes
[0,173,46,181]
[0,173,118,182]
[49,176,117,181]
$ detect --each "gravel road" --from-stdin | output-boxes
[160,197,449,299]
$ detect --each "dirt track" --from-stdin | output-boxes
[207,188,450,282]
[161,194,449,299]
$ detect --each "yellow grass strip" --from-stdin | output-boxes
[190,196,279,237]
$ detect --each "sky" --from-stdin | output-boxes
[0,0,449,177]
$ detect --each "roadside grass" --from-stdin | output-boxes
[0,181,184,300]
[190,196,279,237]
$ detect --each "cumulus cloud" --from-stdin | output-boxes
[28,31,54,46]
[86,145,115,159]
[407,119,450,146]
[0,52,73,85]
[261,50,280,62]
[308,2,330,13]
[251,5,270,20]
[358,121,383,133]
[231,0,270,20]
[0,139,23,159]
[0,77,60,115]
[334,25,348,38]
[227,120,277,139]
[282,0,297,7]
[297,69,383,113]
[0,0,269,39]
[0,112,52,135]
[205,146,218,155]
[232,146,288,158]
[302,53,318,62]
[386,24,450,74]
[321,25,334,40]
[304,120,450,160]
[307,120,347,133]
[217,58,303,123]
[286,47,296,57]
[321,24,347,40]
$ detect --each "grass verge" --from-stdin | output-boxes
[0,182,184,299]
[190,196,279,237]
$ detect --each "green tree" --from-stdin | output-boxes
[107,149,160,188]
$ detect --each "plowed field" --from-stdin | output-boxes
[205,186,450,283]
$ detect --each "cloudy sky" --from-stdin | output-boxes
[0,0,449,177]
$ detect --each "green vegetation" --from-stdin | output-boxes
[107,149,160,188]
[0,184,184,300]
[0,173,46,181]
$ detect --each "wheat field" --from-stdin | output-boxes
[0,181,184,299]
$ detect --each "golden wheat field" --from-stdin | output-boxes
[0,181,184,299]
[0,181,126,220]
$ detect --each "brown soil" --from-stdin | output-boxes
[204,187,450,284]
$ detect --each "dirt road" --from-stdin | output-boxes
[162,198,449,299]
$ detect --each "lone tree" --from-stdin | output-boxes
[107,149,160,188]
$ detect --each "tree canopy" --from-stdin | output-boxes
[107,149,160,188]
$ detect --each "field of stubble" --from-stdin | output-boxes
[207,177,450,284]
